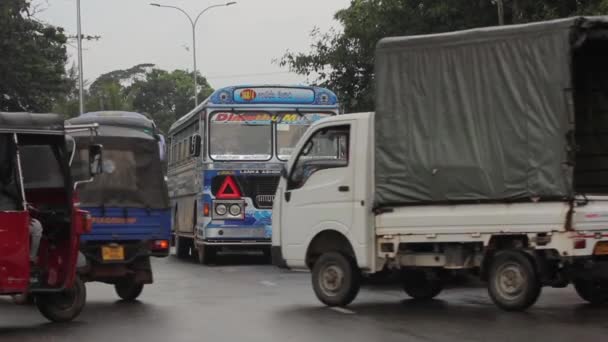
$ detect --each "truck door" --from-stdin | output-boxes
[280,123,354,264]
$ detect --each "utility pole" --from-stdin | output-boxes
[76,0,84,115]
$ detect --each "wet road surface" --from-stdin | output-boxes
[1,253,607,342]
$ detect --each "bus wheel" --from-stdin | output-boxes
[197,244,216,265]
[312,252,360,307]
[574,279,608,305]
[36,276,86,323]
[402,269,443,300]
[487,250,541,311]
[175,236,190,259]
[115,279,144,301]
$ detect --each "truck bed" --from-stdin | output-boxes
[376,199,608,238]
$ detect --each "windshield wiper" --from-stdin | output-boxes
[277,109,312,125]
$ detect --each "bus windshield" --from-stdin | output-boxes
[276,113,333,160]
[209,112,272,161]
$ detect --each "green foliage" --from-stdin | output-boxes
[0,0,69,112]
[54,63,213,133]
[282,0,608,112]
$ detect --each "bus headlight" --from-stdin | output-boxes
[215,204,227,216]
[229,204,242,216]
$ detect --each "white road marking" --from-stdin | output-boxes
[260,280,277,287]
[329,307,356,315]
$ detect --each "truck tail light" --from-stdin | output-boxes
[574,239,587,249]
[151,240,170,251]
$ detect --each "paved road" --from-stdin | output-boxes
[1,253,607,342]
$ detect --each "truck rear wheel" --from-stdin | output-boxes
[115,280,144,301]
[312,252,360,307]
[487,250,541,311]
[175,236,191,259]
[574,279,608,305]
[402,269,443,300]
[36,275,86,323]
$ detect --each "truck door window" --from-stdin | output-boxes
[287,125,349,190]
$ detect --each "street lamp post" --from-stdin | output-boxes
[150,2,237,106]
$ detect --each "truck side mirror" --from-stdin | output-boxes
[89,144,103,176]
[189,134,202,157]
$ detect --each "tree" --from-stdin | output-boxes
[129,69,213,133]
[281,0,608,112]
[51,63,81,118]
[54,64,214,133]
[0,0,69,112]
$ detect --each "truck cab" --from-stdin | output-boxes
[272,112,375,271]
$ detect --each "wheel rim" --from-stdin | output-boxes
[319,264,345,297]
[495,262,527,300]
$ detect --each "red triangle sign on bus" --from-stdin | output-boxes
[217,176,241,199]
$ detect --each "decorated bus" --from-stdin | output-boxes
[167,85,339,263]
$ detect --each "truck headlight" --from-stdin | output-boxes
[215,204,227,216]
[229,204,242,216]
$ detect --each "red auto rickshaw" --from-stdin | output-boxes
[0,112,101,322]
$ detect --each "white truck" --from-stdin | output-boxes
[271,17,608,311]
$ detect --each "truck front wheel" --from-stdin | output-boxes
[36,275,86,322]
[487,250,541,311]
[402,269,443,300]
[573,279,608,305]
[312,252,360,307]
[115,279,144,301]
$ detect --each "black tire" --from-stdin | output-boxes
[487,250,541,311]
[36,276,86,323]
[114,280,144,301]
[175,236,191,259]
[311,252,360,307]
[574,279,608,305]
[262,247,272,263]
[402,269,443,300]
[196,244,216,265]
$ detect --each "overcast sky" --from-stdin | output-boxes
[37,0,351,89]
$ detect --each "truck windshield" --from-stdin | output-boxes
[209,112,272,161]
[276,113,333,161]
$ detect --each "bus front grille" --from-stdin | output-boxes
[211,175,280,209]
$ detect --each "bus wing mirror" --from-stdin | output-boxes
[190,135,202,157]
[280,165,288,179]
[157,134,167,161]
[89,144,103,176]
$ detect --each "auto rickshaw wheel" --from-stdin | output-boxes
[11,293,35,305]
[36,275,86,323]
[115,279,144,301]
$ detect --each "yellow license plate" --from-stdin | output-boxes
[594,242,608,255]
[102,245,124,261]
